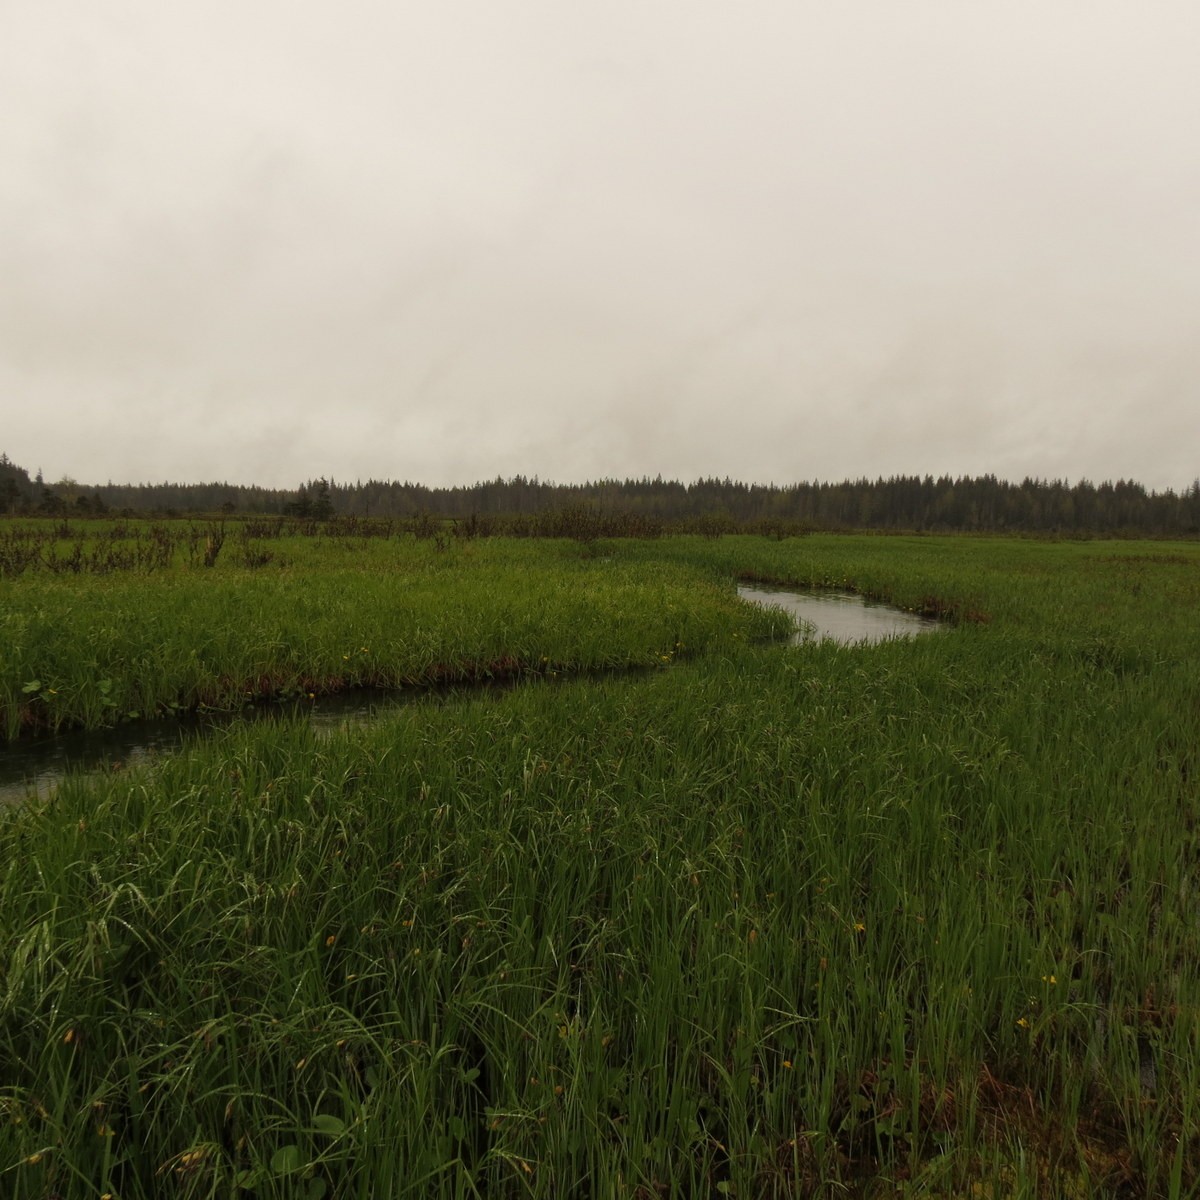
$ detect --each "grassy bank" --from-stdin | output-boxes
[0,533,789,740]
[2,533,1199,1196]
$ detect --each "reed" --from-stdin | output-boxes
[0,535,788,740]
[1,532,1198,1196]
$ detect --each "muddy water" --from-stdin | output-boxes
[738,583,941,645]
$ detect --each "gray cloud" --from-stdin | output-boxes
[3,1,1198,491]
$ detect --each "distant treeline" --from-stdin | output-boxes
[3,452,1199,535]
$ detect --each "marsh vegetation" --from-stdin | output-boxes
[2,523,1199,1196]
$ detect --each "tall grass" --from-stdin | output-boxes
[2,533,1199,1196]
[0,536,788,740]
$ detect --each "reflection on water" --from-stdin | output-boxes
[738,584,941,646]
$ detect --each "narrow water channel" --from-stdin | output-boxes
[0,689,445,807]
[737,583,941,645]
[0,669,630,807]
[3,590,942,805]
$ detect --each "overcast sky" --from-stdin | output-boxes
[2,2,1198,491]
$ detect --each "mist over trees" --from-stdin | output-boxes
[3,452,1198,535]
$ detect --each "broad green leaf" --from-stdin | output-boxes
[271,1144,305,1175]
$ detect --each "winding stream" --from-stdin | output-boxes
[3,586,942,805]
[0,689,445,807]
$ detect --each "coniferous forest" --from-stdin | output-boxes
[2,452,1198,535]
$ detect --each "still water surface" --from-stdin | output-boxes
[737,583,941,645]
